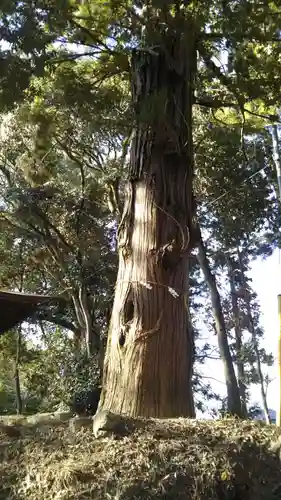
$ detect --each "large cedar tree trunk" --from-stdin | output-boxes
[101,24,197,417]
[196,232,242,417]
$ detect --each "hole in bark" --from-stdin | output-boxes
[119,330,126,347]
[123,298,134,323]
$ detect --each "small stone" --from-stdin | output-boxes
[92,410,129,438]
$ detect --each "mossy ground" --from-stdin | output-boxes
[1,415,281,500]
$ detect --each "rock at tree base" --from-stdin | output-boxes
[92,410,130,438]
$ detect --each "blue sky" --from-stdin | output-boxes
[249,250,280,409]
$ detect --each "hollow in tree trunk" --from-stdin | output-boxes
[101,25,197,417]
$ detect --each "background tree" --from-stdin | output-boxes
[0,86,122,365]
[194,116,278,417]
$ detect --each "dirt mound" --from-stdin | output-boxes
[0,416,281,499]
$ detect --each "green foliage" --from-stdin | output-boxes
[194,116,280,255]
[22,327,101,412]
[0,329,40,414]
[0,92,119,351]
[0,325,101,415]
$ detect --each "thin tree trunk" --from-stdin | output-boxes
[101,23,197,417]
[14,327,22,415]
[227,259,247,417]
[196,232,242,417]
[237,250,271,424]
[78,285,93,358]
[72,290,99,357]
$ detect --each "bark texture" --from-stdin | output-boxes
[101,22,197,417]
[197,232,242,417]
[15,327,22,415]
[228,259,247,417]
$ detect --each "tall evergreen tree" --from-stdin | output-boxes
[1,0,281,416]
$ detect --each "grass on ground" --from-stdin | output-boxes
[1,415,281,500]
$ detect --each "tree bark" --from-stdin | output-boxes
[196,232,242,417]
[237,250,271,424]
[71,289,100,357]
[101,23,197,417]
[227,258,247,417]
[14,327,22,415]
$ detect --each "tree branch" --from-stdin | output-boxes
[198,43,238,94]
[200,32,281,43]
[69,19,120,56]
[0,214,46,240]
[0,164,12,187]
[49,51,99,65]
[195,97,280,122]
[36,313,79,334]
[55,135,104,171]
[196,44,280,123]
